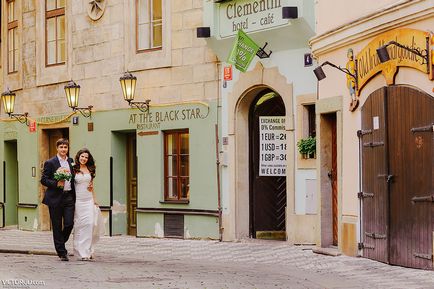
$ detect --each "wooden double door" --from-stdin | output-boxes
[361,86,433,269]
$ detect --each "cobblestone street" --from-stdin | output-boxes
[0,229,433,289]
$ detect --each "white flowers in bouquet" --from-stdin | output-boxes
[54,167,72,189]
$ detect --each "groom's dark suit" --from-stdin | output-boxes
[41,156,75,258]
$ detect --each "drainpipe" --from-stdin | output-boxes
[0,203,4,228]
[215,124,223,241]
[1,161,5,227]
[215,62,223,242]
[357,129,363,254]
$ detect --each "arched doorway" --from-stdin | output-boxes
[361,85,433,269]
[249,89,286,240]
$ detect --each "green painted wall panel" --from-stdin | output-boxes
[137,133,163,206]
[69,116,111,206]
[1,101,219,237]
[110,132,128,235]
[16,124,38,205]
[18,208,38,231]
[136,212,164,237]
[184,215,219,240]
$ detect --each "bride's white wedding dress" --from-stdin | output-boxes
[74,173,96,259]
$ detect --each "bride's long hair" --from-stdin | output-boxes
[73,148,96,179]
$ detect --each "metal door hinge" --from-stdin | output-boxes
[363,141,384,147]
[359,242,375,250]
[411,195,434,203]
[365,232,387,239]
[410,123,434,133]
[414,252,433,260]
[357,129,372,138]
[358,192,374,199]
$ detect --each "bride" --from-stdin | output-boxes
[73,148,99,261]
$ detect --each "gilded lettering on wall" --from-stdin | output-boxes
[129,106,210,131]
[356,28,430,95]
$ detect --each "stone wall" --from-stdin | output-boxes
[3,0,219,117]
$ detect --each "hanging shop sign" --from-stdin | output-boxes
[29,121,37,133]
[259,116,287,176]
[224,65,233,80]
[218,0,290,38]
[356,28,431,94]
[228,29,260,72]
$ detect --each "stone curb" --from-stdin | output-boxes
[0,248,56,256]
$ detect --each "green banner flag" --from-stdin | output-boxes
[227,30,260,73]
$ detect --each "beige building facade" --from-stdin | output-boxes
[0,0,222,240]
[203,0,319,244]
[311,0,433,269]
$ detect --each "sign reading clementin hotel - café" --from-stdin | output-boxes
[218,0,290,38]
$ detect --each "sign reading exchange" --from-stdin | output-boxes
[259,116,287,176]
[218,0,289,38]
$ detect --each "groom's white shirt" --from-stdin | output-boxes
[57,154,72,191]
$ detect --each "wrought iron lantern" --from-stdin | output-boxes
[120,72,150,113]
[1,88,29,124]
[64,80,92,117]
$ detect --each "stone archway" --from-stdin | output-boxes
[224,63,296,242]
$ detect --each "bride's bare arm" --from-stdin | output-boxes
[88,180,98,205]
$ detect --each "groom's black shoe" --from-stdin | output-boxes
[59,255,69,261]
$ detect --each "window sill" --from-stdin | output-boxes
[159,200,190,204]
[297,156,317,169]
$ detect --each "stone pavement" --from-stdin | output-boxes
[0,228,433,289]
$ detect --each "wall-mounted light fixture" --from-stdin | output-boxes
[196,27,211,38]
[282,7,298,19]
[1,88,29,125]
[120,72,150,113]
[376,40,429,70]
[64,80,93,118]
[313,61,358,90]
[314,60,359,111]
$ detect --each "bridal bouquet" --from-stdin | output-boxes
[54,167,72,189]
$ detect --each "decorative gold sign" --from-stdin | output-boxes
[356,28,429,95]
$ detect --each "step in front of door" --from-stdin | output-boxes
[255,231,286,241]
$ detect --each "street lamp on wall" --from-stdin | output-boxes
[313,60,360,111]
[120,72,150,113]
[1,89,29,125]
[376,40,429,70]
[313,61,358,91]
[64,80,93,118]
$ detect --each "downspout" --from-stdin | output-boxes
[215,62,223,241]
[357,129,363,254]
[2,161,5,227]
[0,203,4,228]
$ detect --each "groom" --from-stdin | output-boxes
[41,138,75,261]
